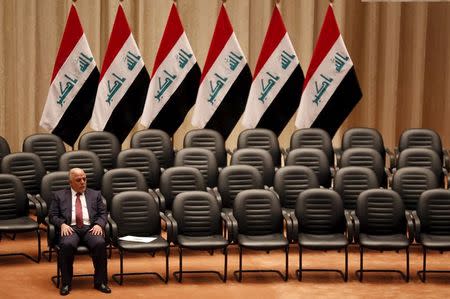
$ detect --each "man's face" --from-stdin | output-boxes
[70,169,87,194]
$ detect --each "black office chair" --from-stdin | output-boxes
[184,129,227,168]
[78,131,121,171]
[116,148,160,190]
[109,191,170,284]
[237,128,281,167]
[0,174,41,263]
[291,189,352,281]
[131,129,174,170]
[174,148,218,188]
[353,189,414,282]
[230,189,291,281]
[288,128,335,167]
[59,150,104,190]
[231,148,275,187]
[415,189,450,282]
[0,136,10,165]
[22,133,66,172]
[168,191,231,282]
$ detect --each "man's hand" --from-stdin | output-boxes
[60,223,74,237]
[89,224,104,236]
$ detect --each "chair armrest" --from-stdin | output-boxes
[412,210,420,243]
[344,211,354,243]
[221,213,233,243]
[155,189,165,212]
[335,148,342,168]
[351,211,360,242]
[282,212,293,243]
[290,213,299,243]
[108,215,119,245]
[34,194,47,224]
[164,212,176,244]
[101,195,107,208]
[405,210,415,244]
[385,147,395,170]
[384,168,392,188]
[281,147,289,162]
[227,213,239,243]
[208,187,222,210]
[28,193,42,217]
[47,219,57,248]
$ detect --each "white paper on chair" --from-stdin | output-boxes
[119,235,157,243]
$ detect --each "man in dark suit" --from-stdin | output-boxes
[49,168,111,296]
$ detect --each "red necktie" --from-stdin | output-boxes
[75,193,83,228]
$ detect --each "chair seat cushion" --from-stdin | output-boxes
[178,234,228,249]
[420,233,450,250]
[299,233,348,250]
[359,233,409,250]
[0,216,38,232]
[118,235,168,252]
[238,233,288,250]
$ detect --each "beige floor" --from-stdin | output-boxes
[1,231,450,299]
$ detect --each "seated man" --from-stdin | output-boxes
[49,168,111,296]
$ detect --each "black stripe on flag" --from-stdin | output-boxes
[52,68,99,146]
[256,65,304,136]
[104,67,150,143]
[310,67,362,138]
[204,64,252,139]
[149,64,201,136]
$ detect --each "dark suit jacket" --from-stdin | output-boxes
[49,188,107,229]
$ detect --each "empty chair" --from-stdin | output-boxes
[230,189,291,281]
[174,148,218,188]
[131,129,174,170]
[59,150,104,190]
[0,136,10,164]
[415,189,450,282]
[288,128,335,167]
[22,133,66,173]
[353,189,414,282]
[273,166,319,215]
[0,174,41,263]
[231,148,275,187]
[334,166,380,212]
[340,148,387,187]
[285,148,332,188]
[184,129,227,168]
[237,128,281,167]
[291,189,352,281]
[109,191,170,284]
[116,148,160,190]
[168,191,231,282]
[78,131,120,170]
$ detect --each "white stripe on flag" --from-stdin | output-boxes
[295,35,353,129]
[140,33,196,127]
[191,33,247,128]
[242,33,299,128]
[40,34,96,131]
[91,35,144,131]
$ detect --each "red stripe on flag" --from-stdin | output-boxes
[200,4,233,83]
[303,5,340,89]
[152,4,184,77]
[51,5,83,82]
[99,5,131,81]
[253,6,287,78]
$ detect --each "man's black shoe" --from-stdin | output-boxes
[60,285,70,296]
[94,283,111,294]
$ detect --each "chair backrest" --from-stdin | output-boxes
[296,189,345,234]
[234,189,283,236]
[101,168,148,211]
[110,191,161,237]
[398,128,443,161]
[59,150,104,190]
[22,133,66,172]
[391,167,439,211]
[116,148,160,189]
[356,189,406,235]
[231,148,275,187]
[40,171,70,208]
[290,128,335,166]
[341,127,386,163]
[237,128,281,167]
[273,166,319,210]
[0,174,28,220]
[285,148,332,188]
[174,148,218,187]
[184,129,227,168]
[340,148,385,187]
[0,136,11,164]
[417,189,450,235]
[397,148,442,178]
[159,166,205,212]
[78,131,120,170]
[334,166,379,211]
[172,191,221,236]
[1,152,46,195]
[218,165,264,210]
[131,129,174,169]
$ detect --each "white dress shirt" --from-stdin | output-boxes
[70,188,90,226]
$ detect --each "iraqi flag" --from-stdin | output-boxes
[140,3,200,136]
[295,4,362,137]
[241,6,304,136]
[90,4,150,143]
[191,4,252,139]
[40,5,99,147]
